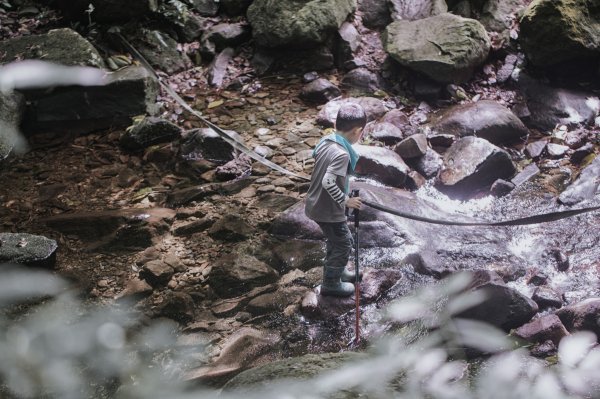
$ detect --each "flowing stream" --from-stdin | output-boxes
[294,172,600,352]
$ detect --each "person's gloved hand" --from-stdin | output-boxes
[345,196,362,210]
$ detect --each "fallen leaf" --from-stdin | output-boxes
[207,100,224,109]
[131,187,153,202]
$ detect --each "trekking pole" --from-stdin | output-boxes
[353,190,361,345]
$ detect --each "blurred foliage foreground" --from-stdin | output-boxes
[1,264,600,399]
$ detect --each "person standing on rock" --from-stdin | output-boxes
[305,103,365,297]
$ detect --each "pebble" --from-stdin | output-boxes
[257,185,275,193]
[281,147,297,155]
[255,128,270,136]
[265,138,285,148]
[239,187,257,198]
[274,187,287,193]
[254,145,273,158]
[272,177,295,188]
[547,143,569,158]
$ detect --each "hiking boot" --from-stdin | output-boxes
[341,267,363,283]
[321,281,355,297]
[321,265,355,297]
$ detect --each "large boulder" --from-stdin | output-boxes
[220,0,254,15]
[21,66,159,134]
[300,78,342,104]
[436,136,516,199]
[208,253,280,298]
[55,0,158,22]
[0,233,58,269]
[208,214,254,242]
[383,13,490,83]
[479,0,525,36]
[126,29,191,74]
[223,352,364,391]
[519,0,600,67]
[188,0,220,16]
[0,28,105,68]
[180,128,243,164]
[185,327,283,386]
[456,271,539,331]
[354,144,410,187]
[425,100,530,145]
[405,147,443,178]
[556,298,600,338]
[559,156,600,205]
[316,97,389,127]
[335,22,361,67]
[119,117,182,152]
[363,121,404,145]
[394,134,428,159]
[41,208,175,252]
[0,91,25,161]
[518,75,600,131]
[201,22,251,58]
[247,0,356,48]
[389,0,447,21]
[513,314,570,345]
[359,0,392,29]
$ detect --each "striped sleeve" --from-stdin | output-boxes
[322,172,347,206]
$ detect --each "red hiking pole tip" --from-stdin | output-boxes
[352,189,360,345]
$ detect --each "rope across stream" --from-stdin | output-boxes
[118,32,600,227]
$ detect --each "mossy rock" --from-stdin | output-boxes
[383,13,490,83]
[519,0,600,66]
[247,0,357,48]
[223,352,368,397]
[0,28,105,68]
[0,91,25,160]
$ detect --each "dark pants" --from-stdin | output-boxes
[317,221,353,279]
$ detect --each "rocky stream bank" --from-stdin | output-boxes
[1,0,600,394]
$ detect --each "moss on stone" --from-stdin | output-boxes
[0,28,105,68]
[248,0,356,48]
[520,0,600,66]
[383,13,490,83]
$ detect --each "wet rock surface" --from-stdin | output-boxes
[425,100,529,145]
[436,137,516,199]
[558,156,600,205]
[457,271,539,331]
[513,314,569,346]
[0,232,58,269]
[354,144,410,187]
[556,298,600,338]
[518,75,600,131]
